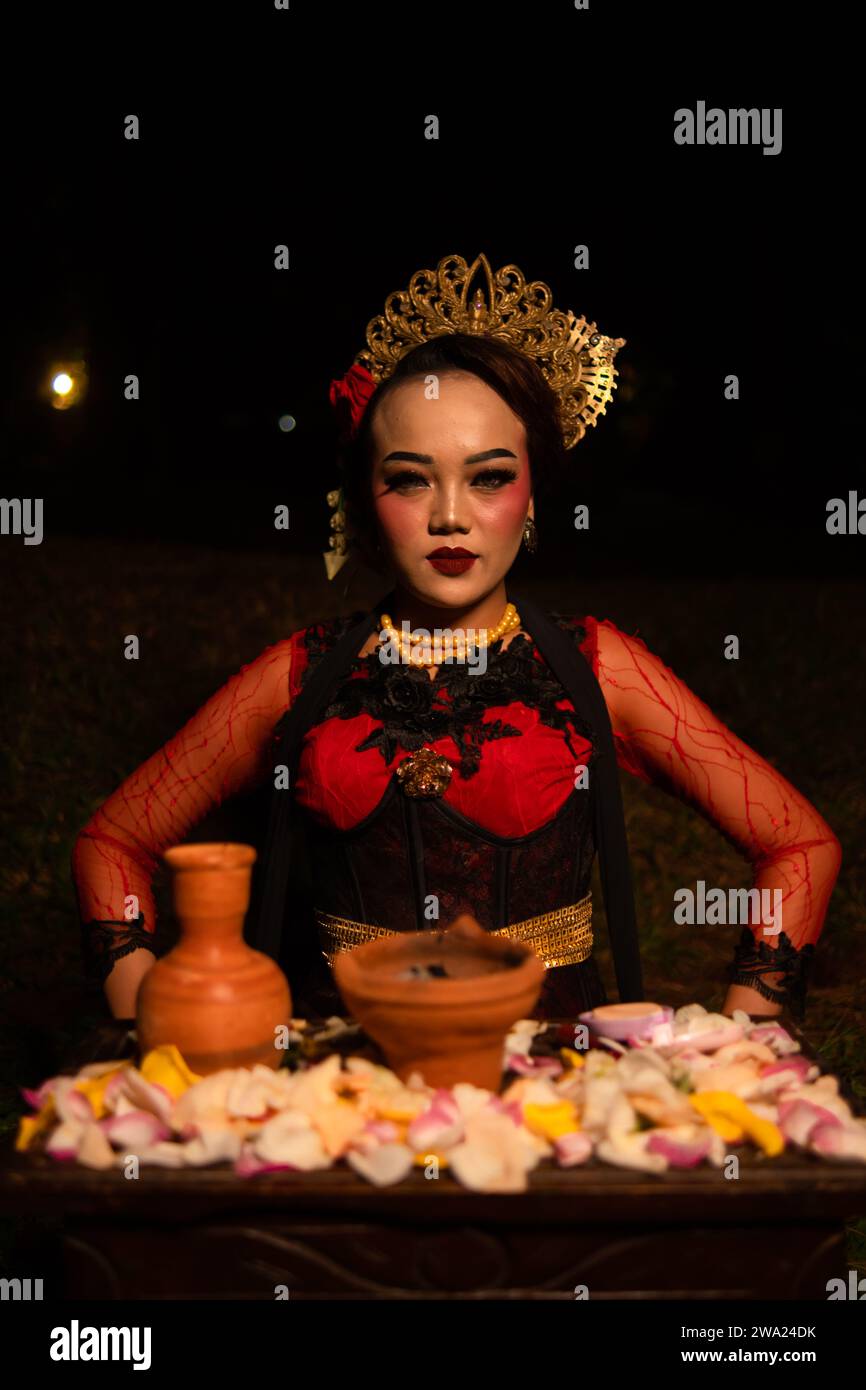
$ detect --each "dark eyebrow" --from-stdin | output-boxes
[381,448,518,466]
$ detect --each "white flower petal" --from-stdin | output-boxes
[345,1143,414,1186]
[253,1110,332,1170]
[77,1123,117,1171]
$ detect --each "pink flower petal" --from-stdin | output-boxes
[778,1099,842,1147]
[505,1054,564,1078]
[554,1131,593,1166]
[759,1056,814,1083]
[52,1078,95,1123]
[646,1132,712,1167]
[20,1074,67,1111]
[350,1119,401,1154]
[809,1122,866,1162]
[99,1111,171,1149]
[235,1143,296,1177]
[748,1023,800,1054]
[116,1069,174,1124]
[407,1090,464,1150]
[652,1022,744,1055]
[45,1119,86,1159]
[77,1123,116,1171]
[448,1111,542,1192]
[487,1096,524,1126]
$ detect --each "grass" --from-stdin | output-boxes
[1,538,864,1275]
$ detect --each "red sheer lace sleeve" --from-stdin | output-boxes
[71,637,294,985]
[579,614,843,1017]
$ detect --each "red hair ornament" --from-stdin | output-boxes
[324,364,378,579]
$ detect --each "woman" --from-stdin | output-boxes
[71,254,842,1026]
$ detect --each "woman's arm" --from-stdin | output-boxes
[590,618,842,1020]
[72,638,294,1018]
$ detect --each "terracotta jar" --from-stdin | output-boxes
[332,913,545,1091]
[136,842,291,1075]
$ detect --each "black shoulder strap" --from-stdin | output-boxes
[252,605,381,963]
[509,593,644,1001]
[252,590,643,1002]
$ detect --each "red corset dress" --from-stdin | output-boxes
[72,610,842,1022]
[283,612,609,1019]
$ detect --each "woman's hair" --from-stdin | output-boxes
[337,332,569,572]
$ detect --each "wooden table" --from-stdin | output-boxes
[3,1018,865,1300]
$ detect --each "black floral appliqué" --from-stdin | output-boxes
[297,613,597,780]
[727,927,815,1022]
[81,913,155,985]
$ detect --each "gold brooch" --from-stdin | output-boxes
[395,748,453,798]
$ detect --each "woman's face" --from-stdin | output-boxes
[368,371,533,607]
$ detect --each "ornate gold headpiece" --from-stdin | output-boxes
[324,251,626,579]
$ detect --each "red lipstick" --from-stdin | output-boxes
[426,546,477,575]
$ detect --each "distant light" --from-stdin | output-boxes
[278,414,296,433]
[47,359,88,410]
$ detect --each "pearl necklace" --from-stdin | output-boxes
[378,602,521,667]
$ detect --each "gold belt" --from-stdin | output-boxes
[315,893,593,971]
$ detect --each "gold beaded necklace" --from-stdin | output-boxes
[378,602,521,668]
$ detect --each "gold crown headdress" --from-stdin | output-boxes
[325,251,626,579]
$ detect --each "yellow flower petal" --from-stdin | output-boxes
[559,1049,585,1069]
[139,1044,202,1098]
[72,1064,129,1119]
[689,1090,784,1155]
[312,1098,367,1157]
[378,1103,423,1124]
[413,1150,450,1168]
[689,1091,742,1140]
[523,1101,580,1140]
[16,1096,57,1152]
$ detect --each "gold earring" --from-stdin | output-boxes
[522,516,538,553]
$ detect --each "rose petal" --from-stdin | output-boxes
[646,1130,712,1167]
[52,1077,96,1124]
[554,1131,593,1166]
[747,1023,801,1055]
[310,1099,367,1157]
[778,1099,843,1147]
[138,1044,202,1097]
[99,1110,171,1149]
[225,1065,296,1119]
[349,1119,401,1154]
[134,1141,189,1168]
[486,1096,524,1126]
[407,1090,464,1151]
[180,1126,243,1166]
[345,1143,414,1186]
[45,1119,87,1160]
[116,1068,174,1125]
[505,1053,563,1078]
[253,1111,332,1170]
[235,1142,296,1177]
[448,1111,542,1193]
[810,1121,866,1163]
[76,1123,117,1171]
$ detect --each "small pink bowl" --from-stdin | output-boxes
[578,1002,674,1042]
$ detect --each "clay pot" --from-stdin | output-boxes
[136,842,291,1075]
[332,913,545,1091]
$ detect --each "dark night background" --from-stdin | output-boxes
[2,81,861,573]
[1,6,865,1284]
